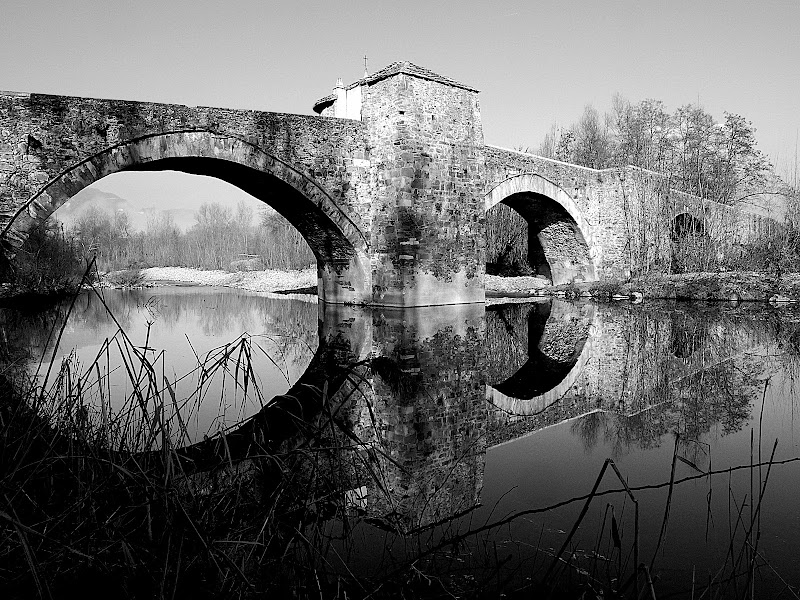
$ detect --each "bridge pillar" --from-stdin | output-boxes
[359,64,486,307]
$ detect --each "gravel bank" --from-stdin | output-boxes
[485,274,550,296]
[138,266,317,294]
[117,268,800,305]
[488,271,800,304]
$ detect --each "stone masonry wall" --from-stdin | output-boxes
[361,74,486,306]
[485,146,633,279]
[486,147,780,278]
[0,92,370,252]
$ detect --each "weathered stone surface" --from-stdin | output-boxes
[0,61,777,304]
[360,71,486,306]
[0,93,373,303]
[484,147,775,282]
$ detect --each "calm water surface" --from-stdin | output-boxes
[7,287,800,596]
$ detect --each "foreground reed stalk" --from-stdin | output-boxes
[2,283,799,598]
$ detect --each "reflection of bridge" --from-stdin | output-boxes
[484,302,772,447]
[178,301,772,530]
[1,62,774,305]
[19,298,776,532]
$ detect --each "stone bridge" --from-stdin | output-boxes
[0,61,773,305]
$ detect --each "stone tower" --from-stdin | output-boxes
[314,61,486,306]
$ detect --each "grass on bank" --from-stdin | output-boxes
[1,281,799,598]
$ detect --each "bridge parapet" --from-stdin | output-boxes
[486,146,781,279]
[1,62,785,301]
[2,61,489,307]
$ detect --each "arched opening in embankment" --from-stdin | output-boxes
[670,212,707,274]
[485,174,596,285]
[1,130,369,303]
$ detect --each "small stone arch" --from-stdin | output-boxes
[670,212,705,241]
[1,130,370,302]
[485,173,597,284]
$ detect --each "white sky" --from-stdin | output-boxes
[2,0,798,213]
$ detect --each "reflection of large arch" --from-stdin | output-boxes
[13,301,371,473]
[485,300,595,415]
[485,174,597,284]
[4,130,370,303]
[152,304,371,472]
[176,337,358,472]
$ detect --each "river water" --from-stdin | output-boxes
[5,287,800,597]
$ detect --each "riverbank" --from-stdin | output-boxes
[99,267,800,304]
[620,271,800,302]
[113,266,318,294]
[490,271,800,303]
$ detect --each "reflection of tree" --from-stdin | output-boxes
[571,406,670,457]
[673,361,758,437]
[669,310,707,357]
[570,342,762,455]
[486,302,778,456]
[15,289,319,363]
[571,410,606,451]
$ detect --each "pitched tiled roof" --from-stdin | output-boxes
[313,61,478,112]
[359,61,478,92]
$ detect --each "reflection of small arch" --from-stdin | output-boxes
[485,301,595,414]
[23,303,368,474]
[485,174,596,285]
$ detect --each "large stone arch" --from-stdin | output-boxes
[485,173,597,284]
[1,130,370,303]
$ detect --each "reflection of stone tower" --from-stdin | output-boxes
[339,305,487,531]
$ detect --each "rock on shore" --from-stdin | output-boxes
[487,271,800,304]
[619,272,800,302]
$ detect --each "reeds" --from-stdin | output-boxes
[0,281,333,597]
[3,285,800,599]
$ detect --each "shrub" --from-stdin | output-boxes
[104,268,144,288]
[588,280,623,299]
[2,218,85,294]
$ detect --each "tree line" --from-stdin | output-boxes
[67,200,315,273]
[1,200,317,295]
[487,94,800,276]
[533,97,786,206]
